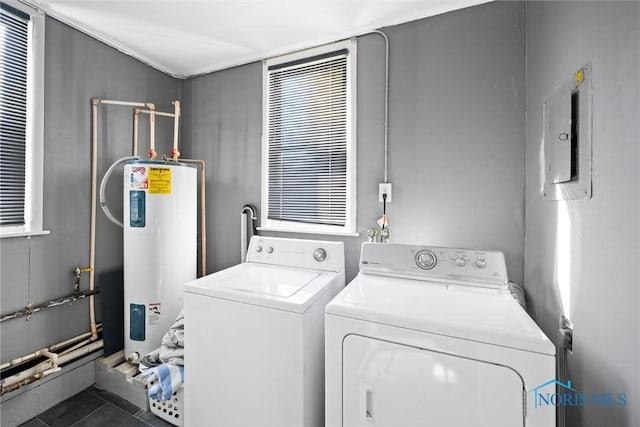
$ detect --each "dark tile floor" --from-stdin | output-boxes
[19,385,174,427]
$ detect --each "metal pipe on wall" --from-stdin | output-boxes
[371,30,390,183]
[98,100,150,108]
[0,288,100,323]
[240,205,257,262]
[136,109,176,118]
[90,99,99,339]
[149,104,156,159]
[1,340,104,395]
[0,325,102,371]
[172,100,181,159]
[135,103,181,160]
[133,109,140,156]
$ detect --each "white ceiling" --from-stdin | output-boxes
[29,0,491,78]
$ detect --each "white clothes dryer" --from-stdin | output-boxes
[185,236,345,427]
[326,243,555,427]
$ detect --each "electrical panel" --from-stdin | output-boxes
[543,64,592,201]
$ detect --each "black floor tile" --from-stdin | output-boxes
[38,391,106,427]
[134,410,177,427]
[88,385,140,415]
[17,418,46,427]
[71,403,148,427]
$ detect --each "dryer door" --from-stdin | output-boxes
[343,335,524,426]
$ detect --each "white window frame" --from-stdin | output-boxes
[1,0,47,238]
[259,39,358,236]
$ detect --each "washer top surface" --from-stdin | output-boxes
[185,236,344,313]
[186,263,341,313]
[224,264,320,297]
[326,243,554,355]
[185,236,345,313]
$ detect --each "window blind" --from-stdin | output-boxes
[0,4,29,226]
[267,51,348,226]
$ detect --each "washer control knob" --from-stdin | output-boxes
[415,250,437,270]
[455,257,466,267]
[476,258,487,269]
[313,248,327,262]
[266,246,274,254]
[256,245,263,253]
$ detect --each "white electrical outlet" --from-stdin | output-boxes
[379,183,392,203]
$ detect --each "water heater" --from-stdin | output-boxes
[123,160,196,360]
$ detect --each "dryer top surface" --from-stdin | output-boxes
[326,273,554,355]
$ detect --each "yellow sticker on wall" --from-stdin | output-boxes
[148,167,171,194]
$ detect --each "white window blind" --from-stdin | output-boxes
[266,48,352,229]
[0,3,29,226]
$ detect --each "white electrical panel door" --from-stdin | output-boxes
[342,335,524,427]
[547,92,573,184]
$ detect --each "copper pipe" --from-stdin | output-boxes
[133,109,140,157]
[136,109,176,118]
[1,340,104,394]
[0,289,100,323]
[96,100,149,107]
[172,101,181,159]
[0,326,101,371]
[89,100,99,339]
[149,104,156,159]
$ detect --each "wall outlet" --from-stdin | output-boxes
[379,183,392,203]
[558,315,573,351]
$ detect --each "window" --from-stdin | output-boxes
[261,39,357,235]
[0,0,46,237]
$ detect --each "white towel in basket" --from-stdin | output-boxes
[142,364,184,401]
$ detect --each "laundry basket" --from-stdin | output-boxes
[148,383,184,426]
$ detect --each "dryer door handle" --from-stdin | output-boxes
[359,384,374,422]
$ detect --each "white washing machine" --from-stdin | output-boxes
[184,236,345,426]
[326,243,555,427]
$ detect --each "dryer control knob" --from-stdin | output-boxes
[476,258,487,269]
[455,257,466,267]
[313,248,327,262]
[256,245,263,253]
[267,246,274,254]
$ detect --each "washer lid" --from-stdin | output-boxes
[326,274,555,355]
[185,263,342,313]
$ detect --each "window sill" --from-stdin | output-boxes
[0,229,50,239]
[257,226,360,237]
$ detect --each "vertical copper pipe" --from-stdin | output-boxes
[89,99,99,339]
[133,109,140,156]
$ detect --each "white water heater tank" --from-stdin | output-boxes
[123,160,197,360]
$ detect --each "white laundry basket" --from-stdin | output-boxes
[148,383,184,426]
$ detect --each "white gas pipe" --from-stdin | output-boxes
[240,205,257,262]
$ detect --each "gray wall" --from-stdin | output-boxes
[2,3,638,426]
[524,2,640,426]
[181,1,526,283]
[0,17,178,362]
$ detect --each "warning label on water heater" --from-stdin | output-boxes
[130,166,148,189]
[148,303,161,325]
[148,167,171,194]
